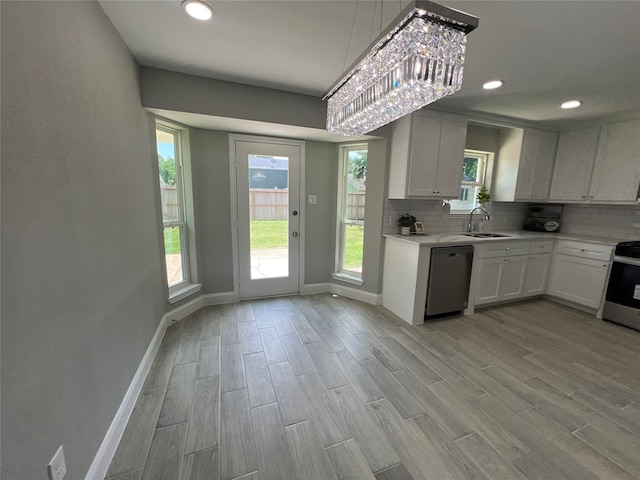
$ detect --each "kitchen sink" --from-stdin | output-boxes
[462,233,512,238]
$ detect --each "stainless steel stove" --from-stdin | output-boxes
[603,241,640,331]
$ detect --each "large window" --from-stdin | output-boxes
[335,145,367,282]
[449,150,491,212]
[156,123,198,300]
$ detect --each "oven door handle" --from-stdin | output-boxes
[614,255,640,267]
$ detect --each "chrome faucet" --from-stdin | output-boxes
[467,205,490,232]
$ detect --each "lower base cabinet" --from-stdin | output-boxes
[547,254,610,309]
[523,253,551,297]
[475,256,527,305]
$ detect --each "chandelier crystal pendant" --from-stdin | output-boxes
[324,0,478,136]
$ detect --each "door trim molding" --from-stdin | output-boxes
[229,134,305,299]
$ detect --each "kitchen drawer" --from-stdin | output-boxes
[529,241,554,254]
[555,240,613,261]
[477,241,530,259]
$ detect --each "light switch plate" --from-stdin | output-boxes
[308,195,317,205]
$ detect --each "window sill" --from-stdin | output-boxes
[168,283,202,304]
[332,272,364,286]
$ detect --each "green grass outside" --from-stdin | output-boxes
[342,224,364,270]
[250,220,289,249]
[164,221,364,269]
[164,227,182,255]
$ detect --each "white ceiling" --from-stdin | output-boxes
[100,0,640,131]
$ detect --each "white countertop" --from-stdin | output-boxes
[383,231,625,247]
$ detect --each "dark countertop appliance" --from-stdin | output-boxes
[523,204,563,232]
[603,240,640,331]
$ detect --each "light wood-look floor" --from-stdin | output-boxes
[105,294,640,480]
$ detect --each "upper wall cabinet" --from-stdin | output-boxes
[548,127,600,201]
[493,127,558,202]
[514,129,558,201]
[549,119,640,203]
[590,119,640,202]
[388,110,467,199]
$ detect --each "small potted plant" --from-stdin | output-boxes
[398,213,416,235]
[476,186,491,205]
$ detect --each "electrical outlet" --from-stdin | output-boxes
[307,195,317,205]
[48,445,66,480]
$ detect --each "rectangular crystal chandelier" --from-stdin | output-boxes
[324,0,478,136]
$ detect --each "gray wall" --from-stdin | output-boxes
[190,129,236,293]
[1,2,165,479]
[141,67,327,130]
[188,130,340,292]
[466,124,501,152]
[304,141,339,284]
[361,138,389,293]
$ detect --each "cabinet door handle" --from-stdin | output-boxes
[602,264,608,268]
[506,247,510,251]
[581,195,587,199]
[504,259,511,263]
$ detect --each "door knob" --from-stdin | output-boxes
[292,232,299,237]
[292,211,298,216]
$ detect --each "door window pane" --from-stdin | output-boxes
[248,154,289,279]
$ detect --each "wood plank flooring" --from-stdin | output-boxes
[106,295,640,480]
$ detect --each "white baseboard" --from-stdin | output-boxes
[164,295,204,323]
[203,291,239,306]
[85,297,202,480]
[542,295,597,316]
[329,283,382,305]
[300,283,330,295]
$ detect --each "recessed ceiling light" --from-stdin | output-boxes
[182,0,213,21]
[483,80,504,90]
[561,100,582,109]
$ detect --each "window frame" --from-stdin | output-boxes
[449,149,492,213]
[155,120,200,302]
[333,143,367,284]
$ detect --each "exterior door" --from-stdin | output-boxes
[234,138,301,299]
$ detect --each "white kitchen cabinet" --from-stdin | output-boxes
[547,240,613,309]
[523,253,551,297]
[549,119,640,203]
[514,129,559,201]
[549,127,600,201]
[590,119,640,202]
[523,241,553,297]
[475,256,527,305]
[474,241,530,306]
[493,127,557,202]
[388,109,467,199]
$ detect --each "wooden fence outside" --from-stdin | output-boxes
[162,187,365,221]
[346,191,366,221]
[161,186,178,220]
[250,189,289,220]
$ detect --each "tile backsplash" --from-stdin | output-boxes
[560,204,640,240]
[383,200,527,235]
[383,200,640,240]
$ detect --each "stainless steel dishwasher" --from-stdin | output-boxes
[426,245,474,317]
